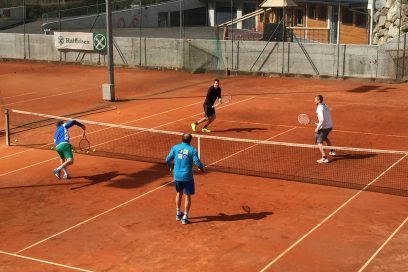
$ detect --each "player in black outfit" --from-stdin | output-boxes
[191,79,222,133]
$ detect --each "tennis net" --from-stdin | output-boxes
[5,109,408,197]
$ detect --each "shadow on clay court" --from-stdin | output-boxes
[189,211,273,224]
[70,164,173,190]
[346,85,396,93]
[212,127,267,133]
[329,153,377,162]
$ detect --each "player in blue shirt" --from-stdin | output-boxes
[53,119,85,180]
[166,133,205,225]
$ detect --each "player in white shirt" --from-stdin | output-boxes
[314,95,336,163]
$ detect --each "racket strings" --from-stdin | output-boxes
[79,133,90,150]
[298,114,311,125]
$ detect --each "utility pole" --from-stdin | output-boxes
[102,0,115,101]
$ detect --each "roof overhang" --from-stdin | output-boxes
[260,0,298,8]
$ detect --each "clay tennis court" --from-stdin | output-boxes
[0,61,407,271]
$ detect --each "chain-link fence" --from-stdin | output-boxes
[1,0,408,82]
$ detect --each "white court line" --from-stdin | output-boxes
[208,127,298,166]
[259,153,408,272]
[0,251,92,271]
[2,91,37,99]
[220,119,408,138]
[87,97,256,149]
[0,100,203,160]
[3,87,96,107]
[358,216,408,272]
[153,96,256,128]
[0,157,57,178]
[15,181,172,254]
[12,97,253,253]
[0,97,253,176]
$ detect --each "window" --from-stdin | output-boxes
[295,9,304,26]
[342,8,353,25]
[307,4,316,19]
[355,10,367,28]
[318,5,327,21]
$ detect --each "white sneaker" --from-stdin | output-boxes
[316,158,329,163]
[329,151,336,156]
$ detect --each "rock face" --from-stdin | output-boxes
[373,0,408,44]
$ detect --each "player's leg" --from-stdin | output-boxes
[325,129,336,156]
[175,181,184,220]
[202,104,216,132]
[53,143,74,179]
[194,116,209,126]
[315,130,328,163]
[58,158,69,179]
[191,103,210,131]
[181,181,195,225]
[53,149,64,179]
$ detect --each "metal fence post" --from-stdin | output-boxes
[4,109,10,146]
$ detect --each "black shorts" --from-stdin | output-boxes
[203,102,215,118]
[315,128,332,144]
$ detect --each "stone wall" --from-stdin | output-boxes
[373,0,408,44]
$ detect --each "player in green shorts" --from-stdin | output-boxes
[53,120,85,180]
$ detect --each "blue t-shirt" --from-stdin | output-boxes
[54,120,84,147]
[165,142,204,182]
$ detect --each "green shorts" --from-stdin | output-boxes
[56,143,73,159]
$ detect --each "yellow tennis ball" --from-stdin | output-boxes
[92,148,96,152]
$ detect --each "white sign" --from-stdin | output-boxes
[54,32,94,51]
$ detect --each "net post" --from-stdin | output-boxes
[4,109,10,146]
[197,135,201,159]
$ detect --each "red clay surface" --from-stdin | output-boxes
[0,61,407,272]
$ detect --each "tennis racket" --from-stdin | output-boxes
[79,131,90,152]
[221,93,232,104]
[298,113,311,125]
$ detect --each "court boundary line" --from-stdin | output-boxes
[0,250,93,272]
[0,96,253,161]
[3,86,97,107]
[259,153,408,272]
[0,97,254,180]
[220,119,408,138]
[208,127,298,166]
[0,157,57,178]
[0,100,204,160]
[2,91,37,99]
[358,216,408,272]
[11,96,253,253]
[15,181,173,254]
[4,95,405,268]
